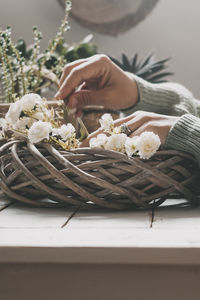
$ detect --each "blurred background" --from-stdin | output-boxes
[0,0,199,98]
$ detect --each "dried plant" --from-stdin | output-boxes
[0,1,97,103]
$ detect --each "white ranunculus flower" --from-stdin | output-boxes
[89,137,98,148]
[96,133,109,148]
[89,133,108,149]
[138,131,161,159]
[105,133,127,153]
[33,112,44,121]
[99,113,114,132]
[58,123,75,141]
[13,117,34,131]
[28,121,52,144]
[125,136,140,157]
[20,93,43,112]
[5,101,22,124]
[52,127,60,137]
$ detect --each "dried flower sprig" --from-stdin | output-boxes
[0,28,16,102]
[0,1,96,103]
[44,1,71,60]
[0,93,81,151]
[0,26,27,101]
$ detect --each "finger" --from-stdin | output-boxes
[55,55,109,100]
[67,88,110,112]
[129,124,149,138]
[59,58,88,88]
[80,114,134,148]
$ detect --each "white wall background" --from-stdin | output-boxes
[0,0,200,98]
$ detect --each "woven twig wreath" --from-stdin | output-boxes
[0,140,198,210]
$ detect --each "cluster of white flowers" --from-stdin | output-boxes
[90,113,161,159]
[0,98,161,159]
[0,93,77,149]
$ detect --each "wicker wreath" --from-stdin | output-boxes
[0,140,199,210]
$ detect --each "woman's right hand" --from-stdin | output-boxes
[55,54,139,117]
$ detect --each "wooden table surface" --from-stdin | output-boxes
[1,193,200,265]
[1,193,200,300]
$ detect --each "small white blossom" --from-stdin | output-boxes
[89,137,98,148]
[5,101,22,124]
[20,93,43,112]
[52,127,60,137]
[113,126,122,134]
[96,133,109,147]
[33,112,44,121]
[89,133,108,149]
[99,113,114,132]
[58,123,75,140]
[28,121,52,144]
[125,136,140,157]
[13,117,34,131]
[138,131,161,159]
[105,133,127,153]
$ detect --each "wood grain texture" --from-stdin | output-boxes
[1,193,200,265]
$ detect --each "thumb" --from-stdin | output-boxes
[67,89,108,112]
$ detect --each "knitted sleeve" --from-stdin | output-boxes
[122,73,198,117]
[165,114,200,166]
[121,73,200,164]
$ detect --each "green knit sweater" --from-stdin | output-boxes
[123,74,200,165]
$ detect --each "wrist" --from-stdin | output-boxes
[120,72,139,112]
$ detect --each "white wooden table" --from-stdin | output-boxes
[1,193,200,300]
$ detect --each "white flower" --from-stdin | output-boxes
[125,136,140,157]
[89,137,98,148]
[5,101,22,124]
[138,131,161,159]
[33,112,44,121]
[89,133,108,149]
[96,133,109,147]
[13,117,34,131]
[52,127,60,137]
[105,133,127,153]
[99,113,114,132]
[20,93,43,112]
[28,121,52,143]
[58,123,75,140]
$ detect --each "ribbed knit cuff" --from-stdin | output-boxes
[165,114,200,165]
[121,74,197,117]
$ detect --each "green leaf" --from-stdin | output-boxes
[122,53,131,70]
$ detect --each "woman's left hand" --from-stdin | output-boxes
[80,111,180,147]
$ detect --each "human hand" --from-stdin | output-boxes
[55,54,138,117]
[80,111,179,147]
